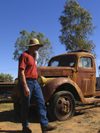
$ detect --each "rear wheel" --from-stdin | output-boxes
[47,91,75,121]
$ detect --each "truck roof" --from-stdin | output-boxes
[51,49,94,59]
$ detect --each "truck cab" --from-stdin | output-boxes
[48,50,96,96]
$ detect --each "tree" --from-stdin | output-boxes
[0,73,14,82]
[59,0,96,57]
[13,30,54,66]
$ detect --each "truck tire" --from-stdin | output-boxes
[47,91,75,121]
[14,101,21,116]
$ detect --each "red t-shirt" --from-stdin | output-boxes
[19,51,38,79]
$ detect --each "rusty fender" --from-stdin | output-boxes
[42,77,86,103]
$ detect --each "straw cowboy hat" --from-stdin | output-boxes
[26,38,43,47]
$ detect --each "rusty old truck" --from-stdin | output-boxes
[11,49,100,121]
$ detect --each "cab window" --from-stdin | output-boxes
[79,57,92,68]
[49,56,75,67]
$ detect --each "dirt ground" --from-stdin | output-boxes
[0,102,100,133]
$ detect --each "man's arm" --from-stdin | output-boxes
[19,68,30,97]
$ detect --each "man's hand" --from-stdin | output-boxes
[24,85,30,97]
[19,68,30,97]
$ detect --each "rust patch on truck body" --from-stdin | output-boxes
[37,67,73,77]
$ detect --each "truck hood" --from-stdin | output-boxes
[37,66,74,77]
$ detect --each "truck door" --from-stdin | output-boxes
[76,56,96,96]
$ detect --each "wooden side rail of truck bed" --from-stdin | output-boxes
[0,82,15,94]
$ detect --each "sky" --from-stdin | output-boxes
[0,0,100,80]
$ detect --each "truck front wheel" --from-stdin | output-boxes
[47,91,75,121]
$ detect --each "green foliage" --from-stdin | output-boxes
[0,73,14,82]
[59,0,96,57]
[13,30,54,66]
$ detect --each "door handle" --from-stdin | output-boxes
[90,73,94,76]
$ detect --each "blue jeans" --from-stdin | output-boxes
[19,80,49,128]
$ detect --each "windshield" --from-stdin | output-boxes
[49,56,75,67]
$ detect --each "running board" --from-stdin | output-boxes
[94,90,100,98]
[84,97,100,104]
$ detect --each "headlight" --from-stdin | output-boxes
[37,76,49,85]
[37,76,54,85]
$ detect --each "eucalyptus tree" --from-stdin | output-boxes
[13,30,54,66]
[59,0,96,57]
[0,73,14,82]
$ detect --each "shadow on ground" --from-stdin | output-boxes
[0,130,22,133]
[75,103,100,116]
[0,109,39,124]
[0,103,100,123]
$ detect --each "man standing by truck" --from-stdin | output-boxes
[18,38,57,133]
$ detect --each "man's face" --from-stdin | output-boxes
[30,45,40,51]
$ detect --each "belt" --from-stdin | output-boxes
[26,78,36,81]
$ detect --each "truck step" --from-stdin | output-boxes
[84,97,100,104]
[94,91,100,98]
